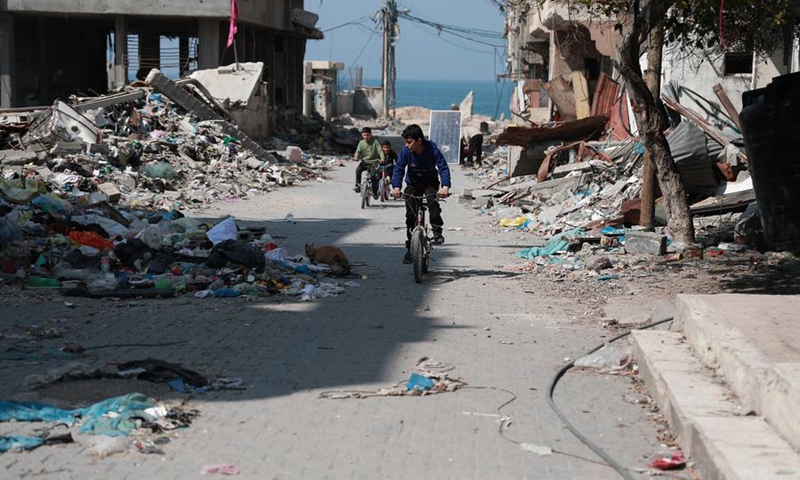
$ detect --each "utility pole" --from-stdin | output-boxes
[382,0,397,119]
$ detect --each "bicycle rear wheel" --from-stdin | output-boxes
[379,178,388,202]
[361,180,370,209]
[411,228,425,283]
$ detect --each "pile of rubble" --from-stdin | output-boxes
[467,81,799,278]
[1,75,331,211]
[0,71,356,299]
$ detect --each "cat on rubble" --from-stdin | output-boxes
[304,243,351,277]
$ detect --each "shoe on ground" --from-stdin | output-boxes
[353,185,361,193]
[403,251,413,264]
[432,234,445,245]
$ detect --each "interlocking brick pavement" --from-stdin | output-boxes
[0,163,659,479]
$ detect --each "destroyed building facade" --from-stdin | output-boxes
[0,0,323,137]
[504,0,799,130]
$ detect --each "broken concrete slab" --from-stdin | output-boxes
[624,231,667,255]
[96,183,121,203]
[0,150,45,166]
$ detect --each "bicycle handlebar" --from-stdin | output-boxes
[401,192,450,201]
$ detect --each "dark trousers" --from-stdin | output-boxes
[465,134,483,165]
[404,185,443,248]
[355,161,374,186]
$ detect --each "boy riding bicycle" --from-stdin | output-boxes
[353,126,385,193]
[391,124,451,264]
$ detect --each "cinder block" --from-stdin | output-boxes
[625,231,667,255]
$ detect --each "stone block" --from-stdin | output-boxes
[624,231,667,255]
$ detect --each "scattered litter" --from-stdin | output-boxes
[319,357,466,399]
[648,448,686,470]
[86,435,130,458]
[520,443,553,456]
[201,463,240,475]
[574,343,633,374]
[622,393,650,405]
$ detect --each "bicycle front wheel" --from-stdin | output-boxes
[411,228,425,283]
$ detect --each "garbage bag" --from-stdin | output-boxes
[206,239,266,271]
[114,238,152,267]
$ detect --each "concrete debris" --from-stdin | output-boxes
[1,70,333,212]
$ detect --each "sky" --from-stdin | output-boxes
[304,0,508,82]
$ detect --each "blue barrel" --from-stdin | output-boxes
[740,72,800,252]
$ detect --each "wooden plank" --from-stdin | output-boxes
[571,71,591,120]
[712,84,741,129]
[544,76,577,121]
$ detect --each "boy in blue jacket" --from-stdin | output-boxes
[391,124,451,264]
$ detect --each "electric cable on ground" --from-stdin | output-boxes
[547,316,675,480]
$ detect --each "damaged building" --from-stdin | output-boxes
[0,0,323,137]
[490,0,800,251]
[505,0,798,130]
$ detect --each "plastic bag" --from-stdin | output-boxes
[206,216,238,245]
[574,343,633,374]
[69,231,113,250]
[0,216,22,247]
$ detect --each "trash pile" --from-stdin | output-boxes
[0,392,197,456]
[0,71,362,298]
[0,204,356,300]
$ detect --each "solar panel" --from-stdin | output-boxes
[428,110,462,164]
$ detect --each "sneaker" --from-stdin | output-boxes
[432,234,445,245]
[403,251,413,264]
[353,185,361,193]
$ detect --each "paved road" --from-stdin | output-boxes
[0,162,660,479]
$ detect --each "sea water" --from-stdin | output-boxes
[362,78,513,120]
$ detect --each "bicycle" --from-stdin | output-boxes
[404,192,447,283]
[360,163,381,209]
[361,163,394,208]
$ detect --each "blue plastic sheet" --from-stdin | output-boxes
[0,435,43,452]
[0,400,78,425]
[516,228,585,260]
[1,393,161,438]
[79,393,159,436]
[600,226,626,236]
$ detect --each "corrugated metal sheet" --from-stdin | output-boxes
[666,121,718,197]
[591,73,630,141]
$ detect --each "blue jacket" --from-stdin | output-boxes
[392,140,452,190]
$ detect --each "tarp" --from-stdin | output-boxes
[516,227,584,259]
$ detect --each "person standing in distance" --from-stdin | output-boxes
[391,124,451,264]
[353,126,385,193]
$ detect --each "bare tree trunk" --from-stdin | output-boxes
[640,23,664,229]
[616,0,695,245]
